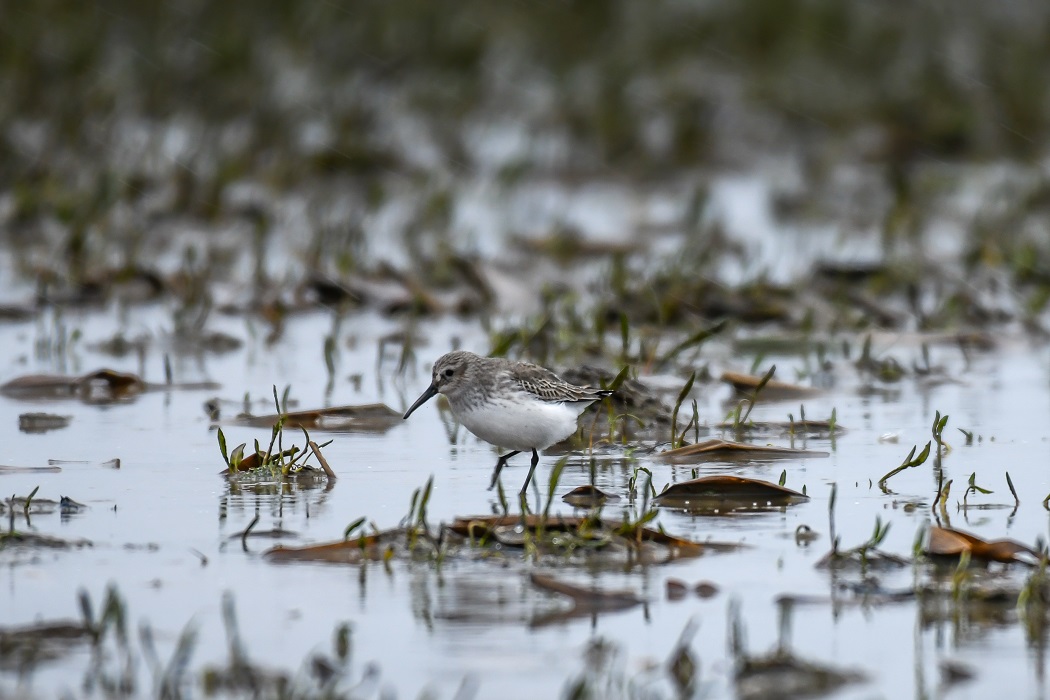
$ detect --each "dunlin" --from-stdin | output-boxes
[403,351,613,494]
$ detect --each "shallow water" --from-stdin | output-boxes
[2,294,1049,699]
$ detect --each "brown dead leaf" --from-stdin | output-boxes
[736,650,866,699]
[224,404,401,432]
[658,438,828,462]
[530,572,641,611]
[654,475,809,510]
[562,485,620,507]
[18,413,72,434]
[448,514,741,555]
[1,369,210,404]
[721,371,822,399]
[263,529,401,564]
[0,465,63,474]
[0,620,94,668]
[715,419,844,437]
[1,369,139,402]
[925,526,1041,564]
[528,572,643,627]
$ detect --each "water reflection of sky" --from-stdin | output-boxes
[1,286,1048,697]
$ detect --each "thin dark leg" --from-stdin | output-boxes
[519,449,540,496]
[488,450,521,490]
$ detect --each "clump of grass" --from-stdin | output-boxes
[217,386,334,478]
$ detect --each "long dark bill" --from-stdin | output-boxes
[403,384,439,419]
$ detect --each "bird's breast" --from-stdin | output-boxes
[453,397,584,452]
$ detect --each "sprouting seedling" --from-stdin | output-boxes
[23,485,39,519]
[343,517,366,541]
[670,371,696,449]
[963,472,993,507]
[958,428,974,445]
[778,470,786,487]
[324,335,337,379]
[217,428,231,470]
[912,523,928,559]
[738,365,776,426]
[628,466,656,501]
[691,399,700,444]
[857,516,891,567]
[931,411,950,464]
[828,482,838,554]
[405,486,421,529]
[656,320,728,369]
[416,475,434,533]
[748,352,766,377]
[1017,549,1049,614]
[604,365,631,392]
[877,441,932,491]
[541,456,568,526]
[496,478,509,516]
[951,550,972,600]
[1006,472,1019,508]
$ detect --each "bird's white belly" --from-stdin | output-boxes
[455,398,582,452]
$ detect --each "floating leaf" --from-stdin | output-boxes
[654,475,809,510]
[221,404,401,433]
[264,529,401,564]
[448,514,741,555]
[562,485,621,507]
[925,527,1041,565]
[658,438,828,462]
[720,371,821,399]
[530,573,641,612]
[718,419,845,437]
[17,413,72,434]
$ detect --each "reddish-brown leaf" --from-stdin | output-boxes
[926,526,1041,564]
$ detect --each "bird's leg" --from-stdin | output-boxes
[488,450,521,490]
[519,449,540,497]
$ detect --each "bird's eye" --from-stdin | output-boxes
[443,368,454,378]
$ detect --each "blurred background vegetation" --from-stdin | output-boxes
[4,0,1048,179]
[2,0,1050,333]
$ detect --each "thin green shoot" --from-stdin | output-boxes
[497,478,509,516]
[739,364,776,425]
[656,320,727,368]
[343,517,366,541]
[963,472,993,506]
[828,482,838,554]
[1006,472,1019,507]
[670,371,696,448]
[542,456,568,526]
[877,441,931,491]
[23,485,39,519]
[217,428,231,469]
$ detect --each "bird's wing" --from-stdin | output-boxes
[511,363,613,403]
